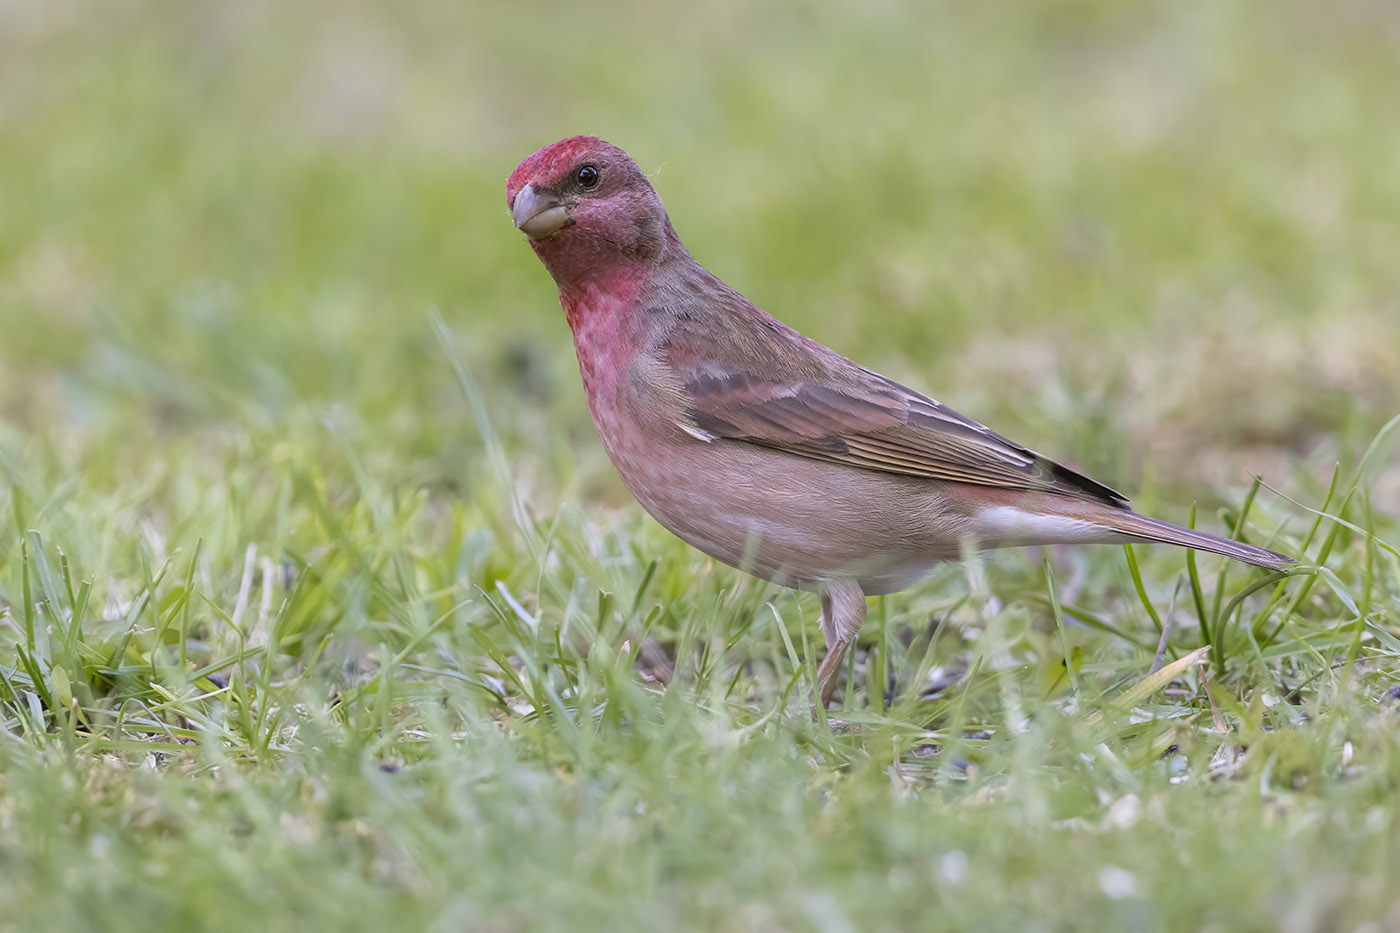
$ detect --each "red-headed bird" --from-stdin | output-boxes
[507,136,1291,703]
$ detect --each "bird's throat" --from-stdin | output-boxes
[560,271,650,402]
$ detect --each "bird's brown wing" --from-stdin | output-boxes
[663,312,1128,508]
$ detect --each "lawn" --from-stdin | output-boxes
[1,1,1398,930]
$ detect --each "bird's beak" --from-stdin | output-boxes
[512,184,570,239]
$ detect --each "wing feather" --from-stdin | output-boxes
[663,320,1126,506]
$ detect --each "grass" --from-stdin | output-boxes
[2,0,1399,929]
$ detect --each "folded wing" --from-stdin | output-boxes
[664,307,1128,508]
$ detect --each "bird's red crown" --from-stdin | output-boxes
[506,135,607,206]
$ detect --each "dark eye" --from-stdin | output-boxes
[576,164,600,189]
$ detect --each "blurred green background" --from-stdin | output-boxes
[4,0,1398,519]
[1,1,1399,930]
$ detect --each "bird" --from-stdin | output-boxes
[505,135,1293,704]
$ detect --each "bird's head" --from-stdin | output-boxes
[507,136,676,289]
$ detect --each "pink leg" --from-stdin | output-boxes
[815,580,867,705]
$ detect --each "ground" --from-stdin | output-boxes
[1,1,1398,930]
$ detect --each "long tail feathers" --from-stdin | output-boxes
[1092,510,1294,570]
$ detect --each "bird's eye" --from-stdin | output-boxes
[576,164,600,189]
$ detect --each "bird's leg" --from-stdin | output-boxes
[815,580,867,706]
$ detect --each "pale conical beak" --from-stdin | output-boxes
[512,184,570,239]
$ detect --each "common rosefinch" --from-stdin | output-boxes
[507,136,1292,703]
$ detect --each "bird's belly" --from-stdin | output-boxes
[591,404,975,593]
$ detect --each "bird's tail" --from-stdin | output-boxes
[1086,509,1293,570]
